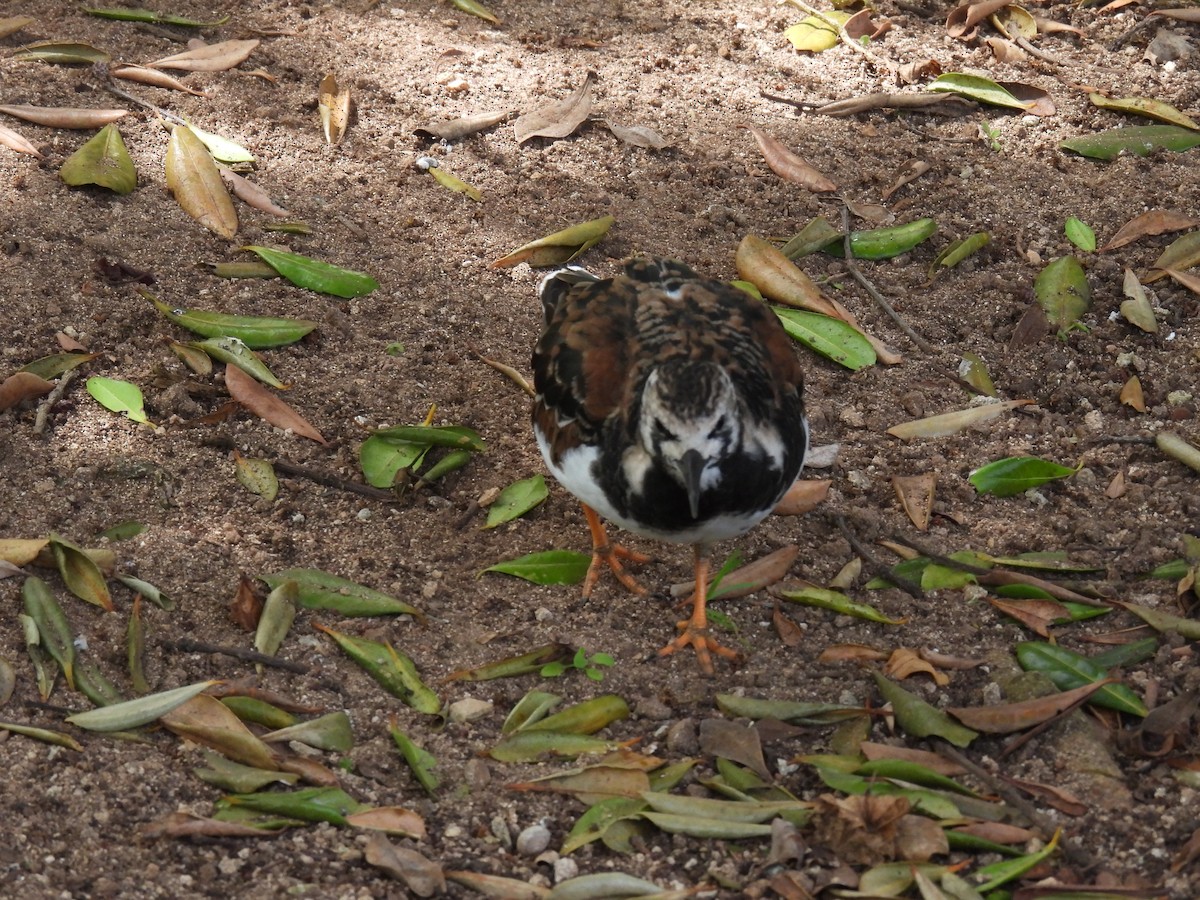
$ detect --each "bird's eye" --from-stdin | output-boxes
[708,416,727,438]
[653,421,672,442]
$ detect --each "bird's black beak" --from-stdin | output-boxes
[680,449,705,520]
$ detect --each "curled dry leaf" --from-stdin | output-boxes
[945,0,1012,40]
[816,93,969,117]
[166,124,238,240]
[1120,268,1158,333]
[671,544,800,600]
[947,679,1117,734]
[818,643,888,664]
[319,73,351,145]
[884,647,949,685]
[220,169,290,217]
[413,109,512,140]
[600,120,671,149]
[147,38,260,72]
[111,64,208,96]
[742,125,836,192]
[735,235,839,316]
[1165,267,1200,298]
[891,473,935,531]
[225,363,327,444]
[364,834,446,896]
[880,159,931,201]
[0,105,128,129]
[897,58,942,84]
[0,372,54,411]
[0,16,35,39]
[514,71,594,144]
[1120,376,1146,413]
[887,398,1032,439]
[142,811,274,839]
[0,122,42,157]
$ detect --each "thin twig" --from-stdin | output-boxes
[759,90,822,112]
[830,512,923,598]
[34,369,77,435]
[840,206,936,353]
[171,638,310,673]
[272,458,397,501]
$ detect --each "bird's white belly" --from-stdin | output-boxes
[535,426,779,546]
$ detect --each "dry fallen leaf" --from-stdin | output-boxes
[818,643,888,664]
[225,363,327,444]
[1105,469,1127,499]
[881,159,931,200]
[887,398,1032,440]
[514,71,595,144]
[772,602,805,647]
[948,679,1116,733]
[986,596,1070,638]
[742,125,836,192]
[884,647,949,686]
[773,479,831,516]
[319,73,351,145]
[698,718,770,780]
[945,0,1013,40]
[364,834,446,896]
[111,64,208,96]
[0,372,54,411]
[142,811,275,839]
[600,120,671,149]
[165,124,238,240]
[413,109,512,141]
[229,573,263,631]
[1101,209,1200,251]
[147,39,260,72]
[811,793,911,865]
[0,122,42,157]
[0,104,128,129]
[891,474,935,531]
[220,169,290,217]
[1120,375,1146,413]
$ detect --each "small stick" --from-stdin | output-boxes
[840,206,936,353]
[34,369,77,435]
[272,458,397,501]
[171,638,310,673]
[831,512,923,598]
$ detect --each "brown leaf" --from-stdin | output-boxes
[986,596,1069,638]
[275,754,341,786]
[147,39,260,72]
[111,64,208,96]
[919,647,984,670]
[220,169,290,217]
[1100,209,1200,251]
[1120,376,1146,413]
[0,104,128,129]
[507,765,650,804]
[705,545,800,600]
[514,71,594,144]
[160,694,281,769]
[772,475,830,513]
[0,372,54,411]
[945,0,1012,40]
[1003,776,1087,816]
[892,473,935,531]
[884,648,949,686]
[1001,81,1055,117]
[811,793,910,865]
[1105,469,1128,499]
[414,109,512,140]
[860,741,968,775]
[897,58,942,85]
[699,718,770,780]
[364,834,446,896]
[225,363,327,444]
[1172,826,1200,873]
[56,332,88,351]
[844,10,891,42]
[773,602,805,647]
[230,573,263,631]
[952,821,1037,845]
[600,120,671,149]
[1009,300,1050,348]
[445,871,550,900]
[743,125,836,192]
[881,159,931,200]
[141,811,277,839]
[0,122,42,157]
[895,813,949,861]
[319,73,351,145]
[346,807,427,838]
[1165,267,1200,297]
[947,679,1116,734]
[735,235,840,316]
[818,643,887,664]
[165,124,238,240]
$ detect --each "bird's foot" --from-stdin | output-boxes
[583,541,651,598]
[658,619,741,676]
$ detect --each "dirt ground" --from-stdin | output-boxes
[2,0,1199,897]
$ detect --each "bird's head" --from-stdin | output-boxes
[639,360,741,519]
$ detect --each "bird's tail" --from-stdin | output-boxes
[538,264,600,320]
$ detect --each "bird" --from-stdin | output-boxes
[532,256,809,673]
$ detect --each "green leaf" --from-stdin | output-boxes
[359,434,427,488]
[243,246,378,298]
[485,474,548,528]
[262,568,424,620]
[50,532,114,611]
[84,7,230,26]
[59,124,136,194]
[1035,255,1090,336]
[314,624,441,714]
[86,376,148,423]
[369,424,486,451]
[772,308,876,371]
[776,586,905,624]
[65,679,220,731]
[783,11,851,52]
[19,351,99,380]
[389,722,440,794]
[220,787,363,826]
[98,520,145,541]
[968,455,1078,497]
[1015,642,1147,716]
[193,337,285,388]
[235,455,279,501]
[492,215,614,269]
[873,673,979,747]
[145,290,316,348]
[975,827,1061,892]
[1064,217,1096,252]
[12,41,110,63]
[1060,124,1200,160]
[481,550,591,585]
[448,0,500,25]
[927,73,1032,110]
[22,576,76,689]
[1088,92,1200,131]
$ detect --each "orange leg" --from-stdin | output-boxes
[658,546,741,675]
[580,504,650,598]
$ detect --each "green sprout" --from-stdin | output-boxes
[541,647,615,682]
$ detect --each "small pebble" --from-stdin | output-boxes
[553,857,579,883]
[516,823,551,856]
[448,697,493,723]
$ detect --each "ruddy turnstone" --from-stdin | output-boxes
[532,257,809,672]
